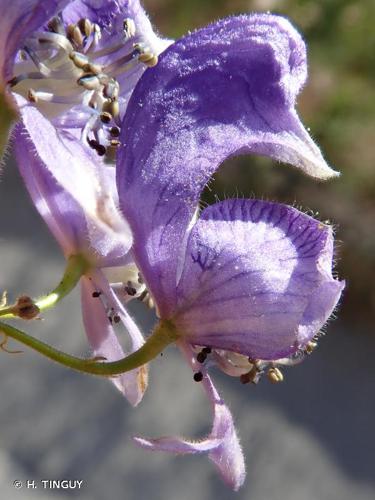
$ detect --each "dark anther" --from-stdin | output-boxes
[88,139,107,157]
[125,285,137,296]
[137,273,144,284]
[88,138,99,149]
[193,372,203,382]
[108,316,113,324]
[113,315,121,324]
[202,347,211,354]
[100,111,112,123]
[96,144,107,156]
[196,352,207,364]
[110,126,120,137]
[92,291,101,298]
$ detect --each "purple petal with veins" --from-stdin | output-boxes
[118,14,338,317]
[174,199,344,360]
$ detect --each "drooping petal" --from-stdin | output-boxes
[174,199,344,360]
[15,96,132,259]
[92,269,148,405]
[0,0,71,82]
[134,341,245,491]
[81,271,147,406]
[13,119,129,266]
[13,121,85,254]
[118,14,337,315]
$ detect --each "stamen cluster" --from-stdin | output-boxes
[10,14,158,159]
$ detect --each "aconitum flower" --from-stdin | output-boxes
[116,14,344,488]
[4,0,169,228]
[4,0,170,405]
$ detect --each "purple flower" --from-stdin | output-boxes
[4,2,344,488]
[5,0,170,405]
[116,14,344,488]
[5,0,169,230]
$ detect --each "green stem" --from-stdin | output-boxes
[36,254,90,310]
[0,320,178,376]
[0,254,90,318]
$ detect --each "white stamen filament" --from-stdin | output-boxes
[10,14,158,158]
[84,23,102,53]
[81,114,100,144]
[22,47,51,76]
[29,31,73,52]
[28,90,83,104]
[102,49,139,74]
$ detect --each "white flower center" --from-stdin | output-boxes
[9,15,158,159]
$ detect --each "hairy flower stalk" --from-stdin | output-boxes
[0,319,178,375]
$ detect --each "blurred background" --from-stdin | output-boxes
[0,0,374,499]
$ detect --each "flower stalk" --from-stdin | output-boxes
[0,254,90,319]
[0,319,178,376]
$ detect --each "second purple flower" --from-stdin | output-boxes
[116,12,344,490]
